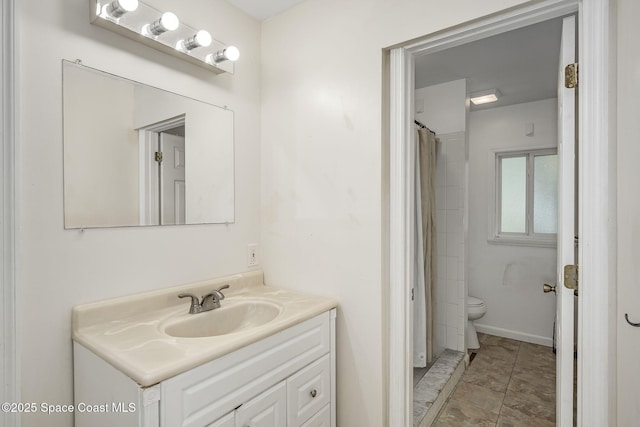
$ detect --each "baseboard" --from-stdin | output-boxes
[474,323,553,347]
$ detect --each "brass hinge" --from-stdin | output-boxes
[564,264,578,290]
[565,63,578,89]
[155,151,163,162]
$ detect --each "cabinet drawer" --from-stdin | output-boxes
[287,355,331,426]
[300,405,330,427]
[162,312,331,427]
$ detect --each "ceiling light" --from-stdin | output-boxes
[206,46,240,64]
[179,30,212,51]
[144,12,179,36]
[470,89,501,105]
[103,0,138,18]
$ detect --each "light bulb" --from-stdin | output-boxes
[206,46,241,64]
[104,0,138,18]
[180,30,212,51]
[223,46,240,61]
[146,12,179,36]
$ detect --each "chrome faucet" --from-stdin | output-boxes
[179,284,230,314]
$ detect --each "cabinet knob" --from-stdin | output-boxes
[310,389,317,398]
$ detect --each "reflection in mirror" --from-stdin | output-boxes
[62,61,234,229]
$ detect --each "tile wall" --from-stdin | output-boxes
[435,131,467,354]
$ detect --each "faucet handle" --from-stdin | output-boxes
[178,293,202,314]
[214,284,230,300]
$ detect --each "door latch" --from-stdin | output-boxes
[564,265,578,291]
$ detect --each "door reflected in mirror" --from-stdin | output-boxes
[62,61,234,229]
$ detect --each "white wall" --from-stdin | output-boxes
[415,80,467,134]
[260,1,532,426]
[616,0,640,422]
[468,98,557,346]
[18,0,261,425]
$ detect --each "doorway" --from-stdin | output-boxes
[386,0,612,425]
[411,16,570,426]
[139,116,187,225]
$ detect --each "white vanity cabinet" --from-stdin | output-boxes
[74,309,336,427]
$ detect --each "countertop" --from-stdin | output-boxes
[72,270,337,387]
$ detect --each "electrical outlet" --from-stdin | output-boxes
[247,244,259,267]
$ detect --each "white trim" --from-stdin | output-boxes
[388,47,414,427]
[1,0,18,425]
[387,0,614,425]
[474,324,554,348]
[577,0,613,425]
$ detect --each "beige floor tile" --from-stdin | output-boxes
[462,353,513,393]
[508,365,555,395]
[496,405,555,427]
[479,346,518,365]
[450,382,504,416]
[480,334,521,352]
[433,398,499,427]
[502,391,555,422]
[515,342,555,369]
[446,334,558,427]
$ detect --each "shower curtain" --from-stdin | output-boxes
[413,128,437,368]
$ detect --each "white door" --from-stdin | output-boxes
[556,14,577,427]
[235,382,287,427]
[207,412,235,427]
[160,132,186,225]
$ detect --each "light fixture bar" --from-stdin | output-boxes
[470,89,501,105]
[90,0,237,74]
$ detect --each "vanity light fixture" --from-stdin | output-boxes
[103,0,138,18]
[470,88,501,105]
[90,0,237,74]
[206,46,240,64]
[179,30,212,51]
[143,12,179,36]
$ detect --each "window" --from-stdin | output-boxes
[490,148,558,246]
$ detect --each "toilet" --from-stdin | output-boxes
[467,296,487,350]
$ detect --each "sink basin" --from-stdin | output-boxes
[163,300,283,338]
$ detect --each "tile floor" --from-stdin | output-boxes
[433,333,556,426]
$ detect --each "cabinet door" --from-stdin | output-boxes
[235,382,286,427]
[207,412,235,427]
[287,355,330,426]
[300,405,330,427]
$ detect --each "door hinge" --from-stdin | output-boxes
[155,151,163,162]
[411,288,414,301]
[564,264,578,291]
[565,63,578,89]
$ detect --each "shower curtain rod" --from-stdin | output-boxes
[414,119,436,135]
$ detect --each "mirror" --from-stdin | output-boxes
[62,61,234,229]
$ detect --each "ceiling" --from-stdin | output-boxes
[415,18,564,111]
[226,0,307,21]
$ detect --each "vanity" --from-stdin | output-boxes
[72,271,337,427]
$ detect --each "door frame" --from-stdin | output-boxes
[386,0,613,425]
[1,0,18,426]
[138,115,186,225]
